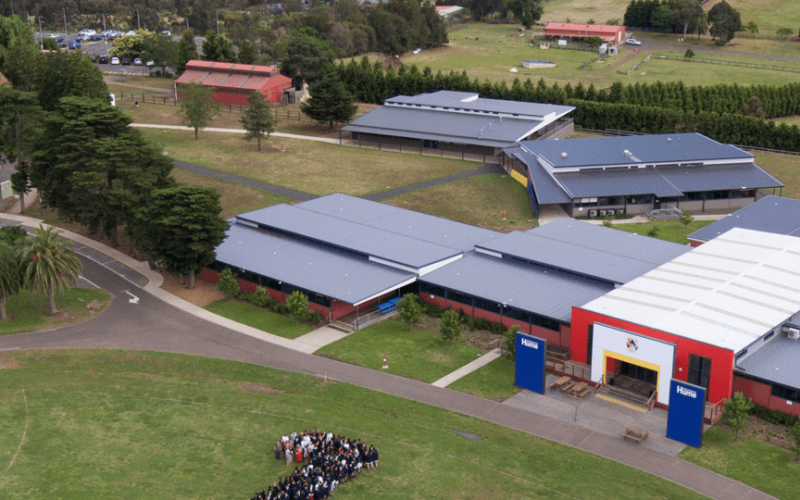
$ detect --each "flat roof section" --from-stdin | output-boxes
[215,223,415,305]
[420,252,613,323]
[689,196,800,243]
[296,194,501,252]
[555,166,684,199]
[385,90,574,119]
[737,335,800,389]
[518,133,753,169]
[236,204,462,271]
[582,228,800,352]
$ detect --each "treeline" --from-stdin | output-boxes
[334,57,800,151]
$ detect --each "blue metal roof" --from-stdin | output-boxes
[506,146,572,204]
[236,204,462,270]
[689,196,800,242]
[658,163,783,192]
[555,167,684,198]
[296,194,501,252]
[518,133,753,168]
[385,90,574,118]
[738,335,800,389]
[215,223,415,305]
[420,252,613,323]
[477,219,689,284]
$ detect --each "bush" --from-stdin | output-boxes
[286,290,310,321]
[217,268,239,298]
[723,392,754,439]
[397,294,422,330]
[439,308,463,343]
[748,404,800,427]
[251,287,276,308]
[503,325,521,359]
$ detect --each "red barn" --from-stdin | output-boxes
[175,60,292,106]
[544,23,626,45]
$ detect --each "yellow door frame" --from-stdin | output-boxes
[602,349,661,389]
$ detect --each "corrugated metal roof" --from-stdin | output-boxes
[737,335,800,389]
[385,91,574,119]
[175,70,208,84]
[296,194,500,252]
[477,219,688,284]
[203,72,229,86]
[236,204,462,270]
[420,253,613,323]
[659,163,783,192]
[215,223,415,304]
[519,133,753,168]
[555,167,684,198]
[689,196,800,243]
[341,124,515,149]
[504,147,573,204]
[581,228,800,352]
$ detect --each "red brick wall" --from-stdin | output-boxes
[571,307,736,404]
[769,395,800,417]
[732,375,800,417]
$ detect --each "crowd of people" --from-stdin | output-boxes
[249,430,379,500]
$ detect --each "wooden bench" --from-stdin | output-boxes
[622,426,649,444]
[560,380,576,393]
[550,376,571,390]
[576,386,593,399]
[569,382,592,399]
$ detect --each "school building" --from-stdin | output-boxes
[543,23,626,45]
[175,60,292,105]
[688,195,800,246]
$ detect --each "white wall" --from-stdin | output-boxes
[591,323,676,405]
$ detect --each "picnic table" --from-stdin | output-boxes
[550,376,571,390]
[569,381,588,395]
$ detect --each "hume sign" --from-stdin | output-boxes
[515,333,547,394]
[666,379,706,448]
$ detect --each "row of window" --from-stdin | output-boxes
[772,383,800,404]
[210,261,332,307]
[419,282,561,331]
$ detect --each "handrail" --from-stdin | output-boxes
[594,373,604,394]
[647,391,658,411]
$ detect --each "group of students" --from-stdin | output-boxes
[249,430,379,500]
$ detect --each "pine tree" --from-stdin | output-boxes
[300,66,358,129]
[240,91,277,151]
[175,30,197,76]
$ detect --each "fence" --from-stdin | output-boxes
[116,92,316,118]
[654,54,800,74]
[546,357,592,381]
[705,398,727,424]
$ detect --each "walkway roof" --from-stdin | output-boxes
[581,228,800,352]
[689,196,800,243]
[215,222,416,305]
[737,335,800,389]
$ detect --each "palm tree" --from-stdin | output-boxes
[19,225,82,315]
[0,241,22,321]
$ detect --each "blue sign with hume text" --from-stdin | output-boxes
[666,379,706,448]
[515,333,547,394]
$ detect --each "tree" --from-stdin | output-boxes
[133,184,228,290]
[0,14,34,72]
[503,325,521,359]
[3,37,38,90]
[280,30,336,89]
[33,51,108,111]
[141,33,178,77]
[439,308,463,343]
[0,241,21,321]
[300,66,358,129]
[396,294,422,330]
[177,83,219,139]
[41,38,59,51]
[175,29,197,76]
[217,267,239,298]
[237,40,258,65]
[684,48,695,59]
[29,97,174,245]
[708,1,741,46]
[507,0,544,29]
[722,391,753,440]
[679,210,694,226]
[19,225,82,315]
[109,33,148,59]
[741,96,764,119]
[240,91,277,151]
[650,4,675,33]
[790,421,800,461]
[202,32,237,63]
[0,87,41,214]
[776,27,793,38]
[466,0,505,22]
[286,290,311,321]
[673,0,705,40]
[745,21,758,34]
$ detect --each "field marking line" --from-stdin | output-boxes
[0,389,29,481]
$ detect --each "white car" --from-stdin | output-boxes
[110,56,120,65]
[125,30,136,36]
[160,30,172,37]
[626,38,642,46]
[146,59,155,67]
[78,29,97,36]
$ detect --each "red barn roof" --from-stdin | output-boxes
[175,60,292,104]
[544,23,625,43]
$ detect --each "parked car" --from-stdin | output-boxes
[68,40,82,49]
[109,92,116,107]
[133,58,143,66]
[121,57,131,65]
[88,34,103,41]
[160,30,171,37]
[145,59,155,67]
[125,30,136,36]
[99,54,109,64]
[88,54,98,63]
[110,56,120,65]
[56,40,68,48]
[625,38,642,46]
[78,29,97,36]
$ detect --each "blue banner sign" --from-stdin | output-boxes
[666,379,706,448]
[515,333,547,394]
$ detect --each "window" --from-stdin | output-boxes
[503,306,528,322]
[262,277,281,291]
[447,290,471,305]
[239,269,259,283]
[772,383,800,403]
[764,330,775,341]
[473,297,501,314]
[685,192,705,201]
[735,349,748,361]
[419,282,445,298]
[687,354,712,394]
[587,324,594,365]
[626,194,653,205]
[351,132,359,140]
[423,140,439,150]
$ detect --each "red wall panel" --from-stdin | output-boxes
[570,307,735,404]
[768,396,800,417]
[732,375,771,407]
[689,240,703,247]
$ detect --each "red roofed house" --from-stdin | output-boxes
[544,23,626,45]
[175,60,293,106]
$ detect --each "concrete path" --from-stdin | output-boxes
[431,348,502,388]
[0,213,776,500]
[363,163,507,201]
[293,326,351,353]
[131,123,341,144]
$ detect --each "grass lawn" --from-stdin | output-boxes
[752,151,800,199]
[142,129,473,197]
[204,299,312,339]
[108,74,177,90]
[0,288,110,336]
[171,168,293,218]
[385,175,537,232]
[679,427,800,500]
[447,355,522,402]
[539,0,629,25]
[316,319,486,383]
[108,84,171,98]
[608,220,713,244]
[0,349,705,499]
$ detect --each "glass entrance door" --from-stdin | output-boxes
[619,360,658,386]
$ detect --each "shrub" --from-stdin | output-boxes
[679,210,694,226]
[251,287,276,308]
[748,404,800,427]
[397,294,422,330]
[723,391,754,439]
[790,421,800,461]
[286,290,310,320]
[217,268,239,298]
[684,48,695,59]
[439,309,463,343]
[503,325,521,359]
